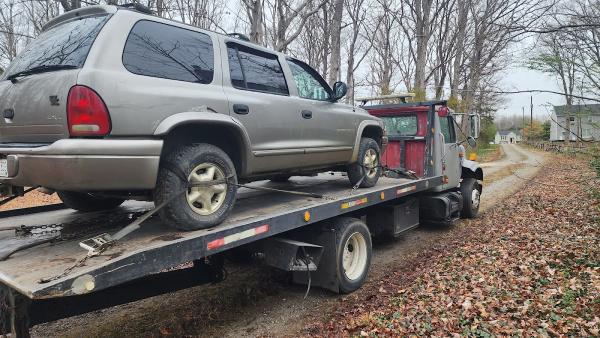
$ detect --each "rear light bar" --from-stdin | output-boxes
[67,85,111,137]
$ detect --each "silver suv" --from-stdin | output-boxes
[0,5,386,230]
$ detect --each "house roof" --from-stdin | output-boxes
[554,104,600,116]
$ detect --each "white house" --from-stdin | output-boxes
[550,104,600,141]
[494,130,521,144]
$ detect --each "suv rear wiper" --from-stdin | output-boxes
[6,64,78,83]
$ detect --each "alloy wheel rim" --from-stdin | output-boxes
[342,232,368,280]
[363,149,378,179]
[186,163,227,216]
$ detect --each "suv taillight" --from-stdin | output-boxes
[67,85,111,137]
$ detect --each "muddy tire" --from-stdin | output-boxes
[57,191,125,212]
[154,143,238,231]
[347,137,382,188]
[333,217,372,294]
[460,177,481,218]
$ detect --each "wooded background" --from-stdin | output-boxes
[1,0,599,129]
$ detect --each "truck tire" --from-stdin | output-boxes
[154,143,238,231]
[333,217,372,293]
[460,177,481,218]
[347,137,382,188]
[57,191,125,212]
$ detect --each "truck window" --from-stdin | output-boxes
[123,20,214,84]
[381,116,418,137]
[439,116,456,143]
[4,15,109,80]
[226,43,289,95]
[287,60,331,101]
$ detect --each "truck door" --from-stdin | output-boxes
[439,115,461,189]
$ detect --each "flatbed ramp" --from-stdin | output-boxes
[0,174,441,334]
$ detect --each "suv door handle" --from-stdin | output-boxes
[233,104,249,115]
[301,110,312,119]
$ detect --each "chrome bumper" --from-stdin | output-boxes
[0,139,163,191]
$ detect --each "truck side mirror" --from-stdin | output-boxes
[467,136,477,148]
[469,114,480,139]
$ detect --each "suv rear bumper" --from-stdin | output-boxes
[0,139,163,191]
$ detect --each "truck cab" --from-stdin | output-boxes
[359,95,483,222]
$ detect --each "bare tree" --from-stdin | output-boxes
[242,0,266,44]
[344,0,378,102]
[367,0,401,95]
[0,0,21,64]
[327,0,344,85]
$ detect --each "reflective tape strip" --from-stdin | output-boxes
[341,197,368,209]
[396,186,416,195]
[207,224,270,251]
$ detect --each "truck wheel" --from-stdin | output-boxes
[154,143,238,231]
[333,217,372,293]
[57,191,125,212]
[460,177,481,218]
[347,137,382,188]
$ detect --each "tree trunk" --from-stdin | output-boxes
[328,0,344,85]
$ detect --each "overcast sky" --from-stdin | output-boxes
[497,65,563,121]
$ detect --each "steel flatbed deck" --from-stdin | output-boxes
[0,174,440,300]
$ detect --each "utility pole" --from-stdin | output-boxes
[522,106,525,131]
[530,96,533,130]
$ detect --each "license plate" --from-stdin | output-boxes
[0,159,8,177]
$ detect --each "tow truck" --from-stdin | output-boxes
[0,97,482,337]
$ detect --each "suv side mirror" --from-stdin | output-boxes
[331,81,348,102]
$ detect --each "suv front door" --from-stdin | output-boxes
[285,59,356,166]
[222,41,306,173]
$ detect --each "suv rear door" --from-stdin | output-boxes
[0,14,110,143]
[221,41,306,173]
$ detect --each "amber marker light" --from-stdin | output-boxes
[304,211,311,222]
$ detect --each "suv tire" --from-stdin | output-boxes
[154,143,238,231]
[57,191,125,212]
[347,137,382,188]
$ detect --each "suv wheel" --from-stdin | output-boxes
[57,191,125,212]
[154,143,238,231]
[347,137,382,188]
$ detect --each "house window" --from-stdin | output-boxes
[583,128,591,138]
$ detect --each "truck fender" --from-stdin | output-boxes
[153,110,253,174]
[461,159,483,181]
[351,120,385,163]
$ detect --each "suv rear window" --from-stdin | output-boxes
[3,15,109,79]
[226,43,288,95]
[123,20,214,84]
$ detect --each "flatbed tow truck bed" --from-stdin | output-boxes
[0,174,441,336]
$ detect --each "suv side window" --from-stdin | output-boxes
[439,116,456,143]
[287,60,331,100]
[123,20,214,84]
[226,43,288,95]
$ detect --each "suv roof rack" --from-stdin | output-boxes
[355,93,416,106]
[227,33,251,42]
[119,3,153,14]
